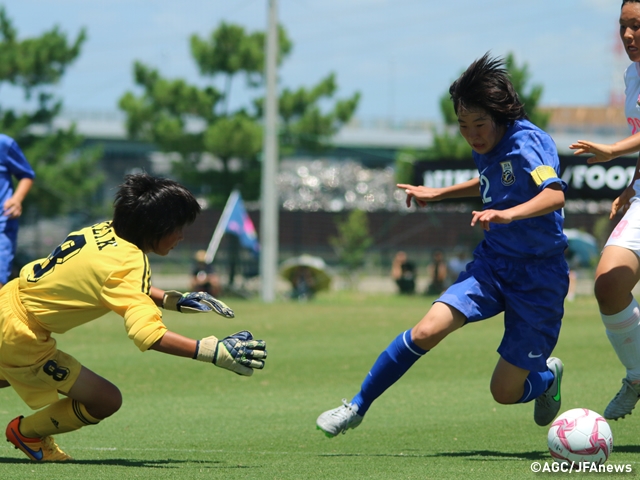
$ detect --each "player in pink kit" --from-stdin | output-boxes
[570,0,640,421]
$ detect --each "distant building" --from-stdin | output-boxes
[54,111,154,208]
[57,105,633,203]
[36,107,627,263]
[540,105,628,153]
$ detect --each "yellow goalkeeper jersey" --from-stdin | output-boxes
[16,221,167,351]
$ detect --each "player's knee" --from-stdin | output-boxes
[411,325,443,350]
[104,387,123,417]
[490,382,518,405]
[491,390,516,405]
[411,320,455,350]
[88,386,123,419]
[594,272,627,307]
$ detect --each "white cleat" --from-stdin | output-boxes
[316,399,363,438]
[604,377,640,420]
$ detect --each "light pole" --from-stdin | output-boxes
[260,0,279,302]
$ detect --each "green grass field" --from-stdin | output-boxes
[0,292,638,479]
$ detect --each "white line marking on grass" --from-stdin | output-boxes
[51,445,640,463]
[71,447,225,453]
[67,447,455,458]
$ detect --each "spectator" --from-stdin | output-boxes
[391,251,416,295]
[425,250,447,296]
[447,248,469,286]
[191,250,221,297]
[290,266,317,301]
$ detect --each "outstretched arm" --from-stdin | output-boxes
[471,183,564,231]
[607,154,640,219]
[149,330,267,376]
[149,286,165,307]
[570,132,640,164]
[149,285,234,317]
[397,177,480,207]
[149,330,197,358]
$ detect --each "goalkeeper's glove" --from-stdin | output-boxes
[163,290,234,318]
[194,330,267,376]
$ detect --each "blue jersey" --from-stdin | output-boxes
[0,134,35,225]
[473,119,567,258]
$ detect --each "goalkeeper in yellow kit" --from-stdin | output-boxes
[0,173,267,461]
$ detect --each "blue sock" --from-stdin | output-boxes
[517,368,554,403]
[351,329,427,416]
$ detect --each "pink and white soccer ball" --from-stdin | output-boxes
[547,408,613,465]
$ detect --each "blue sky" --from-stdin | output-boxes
[3,0,621,123]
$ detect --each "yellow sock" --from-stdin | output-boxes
[20,398,100,438]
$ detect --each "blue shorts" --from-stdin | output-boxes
[437,244,569,372]
[0,219,17,285]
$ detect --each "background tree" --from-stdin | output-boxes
[119,21,360,207]
[253,72,360,157]
[329,209,372,289]
[0,7,103,217]
[395,53,548,183]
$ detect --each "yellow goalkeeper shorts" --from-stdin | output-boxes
[0,280,81,409]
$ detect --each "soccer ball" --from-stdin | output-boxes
[547,408,613,465]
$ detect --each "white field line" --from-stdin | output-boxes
[4,443,639,464]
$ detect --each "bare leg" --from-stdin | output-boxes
[594,246,640,420]
[490,357,530,404]
[66,366,122,420]
[411,301,466,350]
[594,245,640,315]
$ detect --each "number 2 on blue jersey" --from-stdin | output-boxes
[480,174,492,204]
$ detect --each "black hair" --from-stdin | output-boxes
[622,1,640,6]
[112,173,201,251]
[449,52,527,126]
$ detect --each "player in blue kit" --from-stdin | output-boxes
[0,134,34,288]
[316,53,569,437]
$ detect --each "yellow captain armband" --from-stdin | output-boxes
[530,165,558,186]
